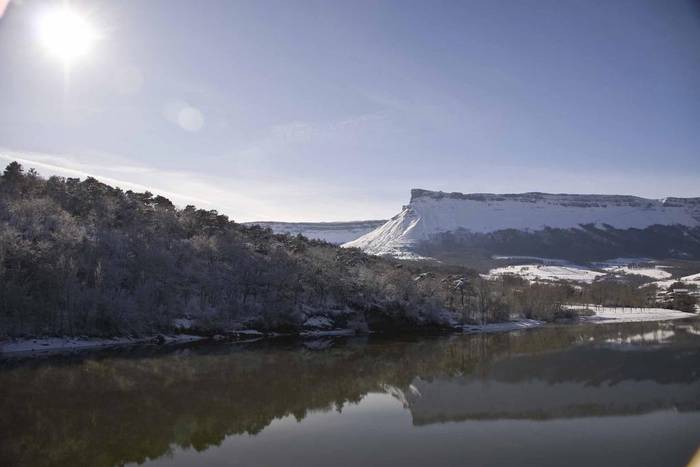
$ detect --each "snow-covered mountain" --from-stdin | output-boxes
[246,220,385,245]
[343,189,700,261]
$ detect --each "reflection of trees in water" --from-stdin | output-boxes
[0,320,698,467]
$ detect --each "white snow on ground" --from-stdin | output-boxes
[600,266,672,280]
[302,316,333,329]
[462,319,544,334]
[487,264,605,283]
[487,258,691,284]
[652,271,700,290]
[0,335,204,354]
[344,189,700,256]
[592,257,673,280]
[567,305,694,323]
[652,279,677,289]
[681,272,700,283]
[173,318,194,330]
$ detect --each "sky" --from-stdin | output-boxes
[0,0,699,222]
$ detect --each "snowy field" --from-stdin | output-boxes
[653,272,700,290]
[593,258,672,280]
[486,257,697,284]
[487,264,605,283]
[599,265,672,280]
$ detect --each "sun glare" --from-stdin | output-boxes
[37,6,98,65]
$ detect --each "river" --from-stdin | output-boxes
[1,319,699,466]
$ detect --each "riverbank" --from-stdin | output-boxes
[1,306,696,356]
[0,334,205,355]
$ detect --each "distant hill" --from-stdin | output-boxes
[344,189,700,263]
[245,220,385,244]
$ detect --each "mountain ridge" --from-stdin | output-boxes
[344,189,700,262]
[245,220,386,244]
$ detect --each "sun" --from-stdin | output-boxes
[36,6,98,65]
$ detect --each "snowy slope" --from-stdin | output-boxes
[344,189,700,257]
[653,272,700,290]
[246,220,385,244]
[599,265,672,280]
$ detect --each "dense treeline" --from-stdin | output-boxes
[0,162,462,336]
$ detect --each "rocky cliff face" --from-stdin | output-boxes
[344,189,700,262]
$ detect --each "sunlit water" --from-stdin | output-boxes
[2,319,699,467]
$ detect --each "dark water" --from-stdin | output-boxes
[2,320,700,467]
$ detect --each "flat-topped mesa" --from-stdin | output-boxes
[345,189,700,259]
[410,188,700,209]
[664,196,700,209]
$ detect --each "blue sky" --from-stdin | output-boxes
[1,0,699,221]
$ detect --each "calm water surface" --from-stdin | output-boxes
[1,319,699,467]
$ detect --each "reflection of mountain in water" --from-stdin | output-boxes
[401,344,700,425]
[1,321,699,467]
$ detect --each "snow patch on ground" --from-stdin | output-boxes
[682,272,700,282]
[600,266,672,280]
[652,272,700,290]
[173,318,194,330]
[487,257,689,283]
[302,316,333,329]
[487,264,605,283]
[591,258,672,280]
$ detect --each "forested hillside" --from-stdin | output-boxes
[0,162,462,337]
